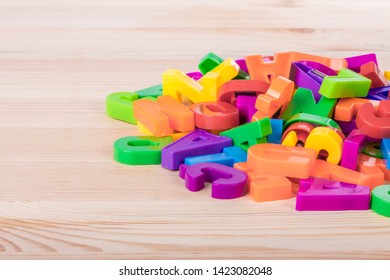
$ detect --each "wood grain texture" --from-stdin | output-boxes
[1,0,390,259]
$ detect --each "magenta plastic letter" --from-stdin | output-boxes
[340,129,367,170]
[296,177,370,211]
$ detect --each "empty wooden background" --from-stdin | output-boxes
[0,0,390,259]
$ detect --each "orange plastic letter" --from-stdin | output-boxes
[248,173,293,202]
[358,154,385,188]
[245,52,292,83]
[324,161,375,190]
[334,98,379,122]
[133,96,194,137]
[252,76,294,120]
[247,143,317,179]
[233,162,292,202]
[245,52,346,83]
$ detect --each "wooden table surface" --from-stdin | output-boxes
[1,0,390,259]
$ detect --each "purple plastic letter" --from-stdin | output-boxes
[336,119,358,135]
[179,162,247,199]
[290,61,336,101]
[367,86,390,101]
[161,129,232,170]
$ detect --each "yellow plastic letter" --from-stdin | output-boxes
[305,127,344,164]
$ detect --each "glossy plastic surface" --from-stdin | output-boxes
[190,101,239,130]
[133,95,194,137]
[296,177,370,211]
[247,143,317,178]
[161,129,232,170]
[319,68,371,99]
[219,118,272,151]
[179,163,247,199]
[371,185,390,217]
[114,136,173,165]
